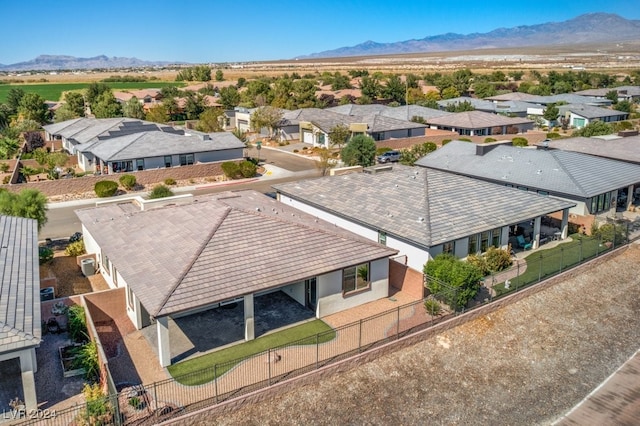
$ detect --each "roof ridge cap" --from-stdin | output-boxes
[550,151,589,196]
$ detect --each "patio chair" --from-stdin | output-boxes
[516,235,533,250]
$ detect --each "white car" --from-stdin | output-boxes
[377,150,401,163]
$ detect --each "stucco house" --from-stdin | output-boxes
[0,215,40,411]
[274,165,574,272]
[416,141,640,217]
[76,191,397,366]
[574,86,640,103]
[424,110,535,136]
[537,134,640,166]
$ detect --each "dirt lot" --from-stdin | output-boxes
[40,250,108,297]
[204,246,640,426]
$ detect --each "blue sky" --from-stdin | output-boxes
[1,0,639,64]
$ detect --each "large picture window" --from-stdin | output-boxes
[343,263,370,294]
[468,234,478,255]
[179,154,194,166]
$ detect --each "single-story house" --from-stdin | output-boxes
[416,141,640,217]
[43,118,183,155]
[524,103,628,128]
[76,191,397,366]
[273,165,574,272]
[328,104,451,122]
[424,110,534,136]
[75,130,245,174]
[436,97,498,113]
[574,86,640,103]
[113,89,163,106]
[0,215,40,411]
[537,135,640,165]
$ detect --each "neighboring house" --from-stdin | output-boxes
[328,104,451,122]
[574,86,640,103]
[415,141,640,217]
[525,103,628,129]
[436,97,497,113]
[424,110,534,136]
[0,215,40,411]
[233,107,255,132]
[76,191,397,367]
[273,165,574,272]
[75,130,244,174]
[113,89,163,107]
[43,118,183,155]
[485,93,545,103]
[538,134,640,165]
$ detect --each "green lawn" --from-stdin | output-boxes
[167,319,336,386]
[494,234,612,295]
[0,81,185,102]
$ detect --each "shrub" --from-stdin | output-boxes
[74,341,99,382]
[128,396,144,410]
[441,139,451,145]
[2,176,9,184]
[546,132,562,139]
[68,305,87,343]
[80,383,112,425]
[466,254,487,275]
[511,137,528,147]
[484,137,497,143]
[118,174,136,190]
[94,180,118,197]
[424,253,483,310]
[149,184,174,199]
[593,223,626,245]
[65,240,86,257]
[221,161,241,179]
[164,177,176,185]
[302,146,308,150]
[458,138,472,142]
[239,160,257,178]
[0,163,9,173]
[424,298,441,316]
[39,246,54,264]
[483,246,513,273]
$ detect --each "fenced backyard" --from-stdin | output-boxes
[13,224,639,426]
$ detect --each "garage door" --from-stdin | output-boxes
[302,130,313,144]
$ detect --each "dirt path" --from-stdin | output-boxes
[202,245,640,426]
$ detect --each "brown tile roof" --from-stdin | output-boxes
[426,110,533,129]
[76,191,396,318]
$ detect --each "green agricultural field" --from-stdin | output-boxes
[0,81,186,103]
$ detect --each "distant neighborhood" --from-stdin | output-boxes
[1,63,639,424]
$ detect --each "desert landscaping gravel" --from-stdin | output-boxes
[205,246,640,426]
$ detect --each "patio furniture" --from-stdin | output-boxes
[516,235,532,250]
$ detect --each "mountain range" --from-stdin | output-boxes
[0,55,176,72]
[300,13,640,59]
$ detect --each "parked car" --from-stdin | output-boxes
[377,150,401,163]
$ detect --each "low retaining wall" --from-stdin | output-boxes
[164,246,626,425]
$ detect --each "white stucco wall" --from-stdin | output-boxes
[316,258,389,317]
[281,281,305,306]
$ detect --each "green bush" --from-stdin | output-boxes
[94,180,118,197]
[221,161,241,179]
[546,132,562,139]
[483,246,513,273]
[484,137,497,143]
[39,246,54,264]
[149,184,174,199]
[593,223,626,245]
[293,149,299,153]
[424,298,441,316]
[2,176,9,184]
[164,177,176,185]
[511,137,528,147]
[118,174,136,190]
[458,138,472,142]
[424,253,483,311]
[65,240,86,257]
[68,305,87,343]
[239,160,257,178]
[81,383,113,424]
[0,163,9,173]
[441,139,451,145]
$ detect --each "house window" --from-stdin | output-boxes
[343,263,370,294]
[597,194,604,212]
[480,231,490,252]
[127,285,134,310]
[104,255,110,275]
[517,186,528,191]
[468,234,478,255]
[378,232,387,245]
[164,156,172,168]
[179,154,194,166]
[604,192,611,209]
[136,159,144,171]
[492,227,502,248]
[113,266,118,286]
[591,197,597,214]
[537,190,549,196]
[443,241,454,254]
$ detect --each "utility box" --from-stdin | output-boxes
[80,258,95,277]
[40,287,55,301]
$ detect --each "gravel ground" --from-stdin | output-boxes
[40,250,109,297]
[207,246,640,426]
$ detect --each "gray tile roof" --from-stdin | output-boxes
[75,191,396,318]
[0,215,41,354]
[416,141,640,198]
[425,110,533,129]
[273,166,574,249]
[78,131,245,161]
[485,93,544,102]
[557,104,629,119]
[574,86,640,98]
[541,135,640,164]
[437,97,497,112]
[328,104,450,121]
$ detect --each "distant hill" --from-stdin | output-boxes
[300,13,640,59]
[0,55,179,71]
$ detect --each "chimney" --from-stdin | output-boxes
[475,140,512,156]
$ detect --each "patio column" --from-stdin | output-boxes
[157,316,171,367]
[19,350,37,410]
[627,185,634,210]
[561,208,569,239]
[244,294,255,341]
[610,190,618,217]
[531,216,542,249]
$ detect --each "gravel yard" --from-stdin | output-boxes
[206,246,640,426]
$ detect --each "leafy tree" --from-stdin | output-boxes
[92,92,122,118]
[572,120,614,137]
[348,69,369,78]
[315,148,335,176]
[384,74,406,104]
[18,93,49,124]
[341,134,376,167]
[441,86,460,100]
[399,142,437,166]
[6,88,25,113]
[360,76,381,99]
[160,86,181,98]
[198,83,216,96]
[243,78,273,107]
[122,97,145,119]
[508,71,525,81]
[291,79,318,108]
[176,65,211,82]
[424,253,482,311]
[452,68,474,95]
[330,72,353,90]
[0,137,20,159]
[473,82,496,99]
[445,100,474,112]
[271,78,294,109]
[605,90,619,104]
[328,124,351,149]
[85,82,111,106]
[250,106,283,139]
[195,107,224,132]
[542,103,559,124]
[33,148,68,179]
[0,104,11,130]
[219,86,241,109]
[24,131,45,152]
[54,104,78,122]
[0,188,48,230]
[145,104,169,123]
[64,92,85,117]
[405,73,420,89]
[183,91,206,120]
[613,100,634,113]
[236,77,246,88]
[215,69,224,81]
[162,97,180,121]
